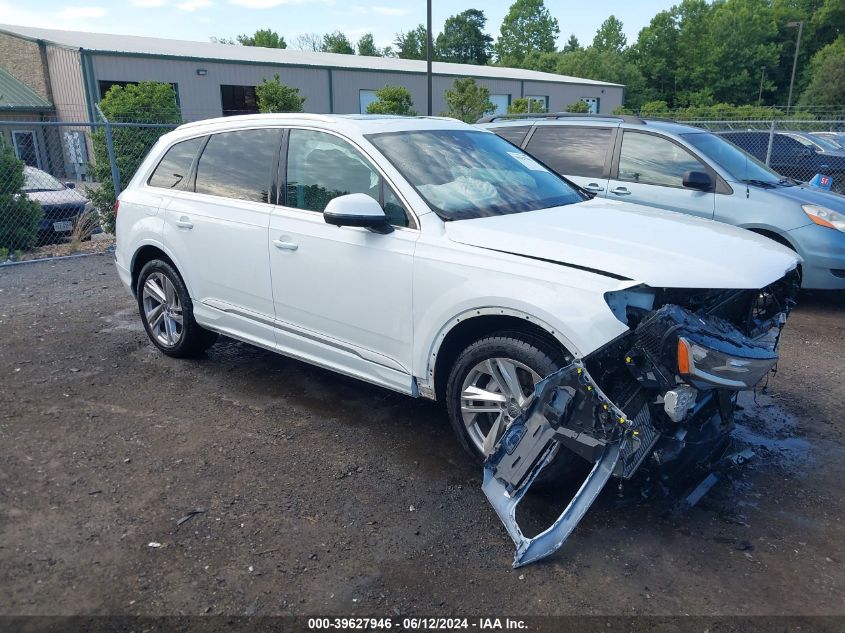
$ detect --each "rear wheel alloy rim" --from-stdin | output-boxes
[460,358,542,457]
[142,273,183,348]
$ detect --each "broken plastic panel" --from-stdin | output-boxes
[482,361,657,568]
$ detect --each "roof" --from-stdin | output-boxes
[0,24,623,88]
[479,114,704,135]
[0,66,52,111]
[170,113,471,139]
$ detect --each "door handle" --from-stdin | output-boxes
[610,186,631,196]
[273,238,299,251]
[175,216,193,229]
[584,183,605,193]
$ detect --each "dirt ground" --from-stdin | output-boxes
[0,253,843,618]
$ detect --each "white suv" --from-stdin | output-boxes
[116,114,799,561]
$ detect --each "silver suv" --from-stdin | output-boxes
[479,113,845,290]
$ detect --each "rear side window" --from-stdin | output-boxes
[492,125,531,147]
[148,137,203,189]
[194,128,282,203]
[525,126,611,177]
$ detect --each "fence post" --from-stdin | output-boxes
[765,117,775,167]
[96,105,121,197]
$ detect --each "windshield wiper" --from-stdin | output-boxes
[741,179,779,188]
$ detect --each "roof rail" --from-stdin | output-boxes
[177,112,336,130]
[477,112,646,125]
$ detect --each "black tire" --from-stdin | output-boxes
[136,259,218,358]
[445,332,576,478]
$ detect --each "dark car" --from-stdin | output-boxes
[718,130,845,193]
[22,167,95,244]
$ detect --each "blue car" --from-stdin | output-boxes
[479,114,845,290]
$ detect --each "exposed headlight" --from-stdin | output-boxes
[677,337,778,390]
[802,204,845,232]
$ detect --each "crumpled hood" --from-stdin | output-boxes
[445,198,800,289]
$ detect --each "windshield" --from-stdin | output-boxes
[367,130,585,221]
[797,134,841,151]
[681,132,784,184]
[23,168,66,192]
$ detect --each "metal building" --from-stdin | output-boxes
[0,24,624,123]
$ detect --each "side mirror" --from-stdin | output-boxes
[323,193,393,234]
[682,170,713,192]
[64,182,76,189]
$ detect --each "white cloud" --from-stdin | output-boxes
[229,0,330,7]
[176,0,212,10]
[352,5,408,16]
[58,5,108,18]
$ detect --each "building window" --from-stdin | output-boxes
[581,97,600,114]
[526,95,549,112]
[98,80,180,106]
[489,94,510,115]
[221,85,259,117]
[359,90,379,114]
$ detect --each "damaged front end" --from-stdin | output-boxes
[482,271,798,567]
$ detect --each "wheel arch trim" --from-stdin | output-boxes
[130,239,195,298]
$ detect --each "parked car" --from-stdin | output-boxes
[479,114,845,290]
[22,166,95,244]
[115,114,799,566]
[813,131,845,149]
[717,129,845,193]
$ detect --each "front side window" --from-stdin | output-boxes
[367,129,584,221]
[681,132,781,184]
[525,126,611,177]
[618,132,706,187]
[194,128,281,202]
[286,129,380,212]
[148,136,203,190]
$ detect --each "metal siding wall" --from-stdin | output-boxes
[90,55,331,119]
[45,46,87,121]
[431,76,521,115]
[331,70,428,114]
[522,81,624,113]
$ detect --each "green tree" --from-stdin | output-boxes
[557,48,650,110]
[255,74,306,113]
[357,33,381,56]
[442,77,495,122]
[366,85,416,115]
[0,140,42,251]
[593,15,627,53]
[237,28,286,48]
[562,34,581,53]
[800,36,845,107]
[495,0,559,65]
[395,25,429,60]
[321,30,355,55]
[436,9,493,64]
[630,10,678,104]
[507,97,547,114]
[88,82,181,234]
[565,100,591,113]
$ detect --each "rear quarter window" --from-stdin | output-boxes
[525,126,612,178]
[147,137,204,189]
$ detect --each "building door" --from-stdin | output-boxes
[12,131,41,168]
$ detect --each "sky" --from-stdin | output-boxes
[0,0,674,50]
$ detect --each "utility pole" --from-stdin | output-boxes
[757,66,766,105]
[786,20,804,112]
[426,0,432,116]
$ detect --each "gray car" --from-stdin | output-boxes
[479,114,845,290]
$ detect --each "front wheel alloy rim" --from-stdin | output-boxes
[142,272,183,347]
[460,358,542,457]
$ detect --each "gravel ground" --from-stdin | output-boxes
[0,253,843,617]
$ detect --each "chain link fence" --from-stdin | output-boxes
[0,115,177,263]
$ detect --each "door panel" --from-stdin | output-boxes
[268,128,417,390]
[162,128,281,347]
[609,131,715,219]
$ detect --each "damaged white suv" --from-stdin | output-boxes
[116,114,799,566]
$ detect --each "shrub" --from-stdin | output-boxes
[507,97,547,114]
[0,141,42,251]
[366,85,416,115]
[88,82,182,234]
[442,77,494,123]
[256,74,306,113]
[564,100,591,113]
